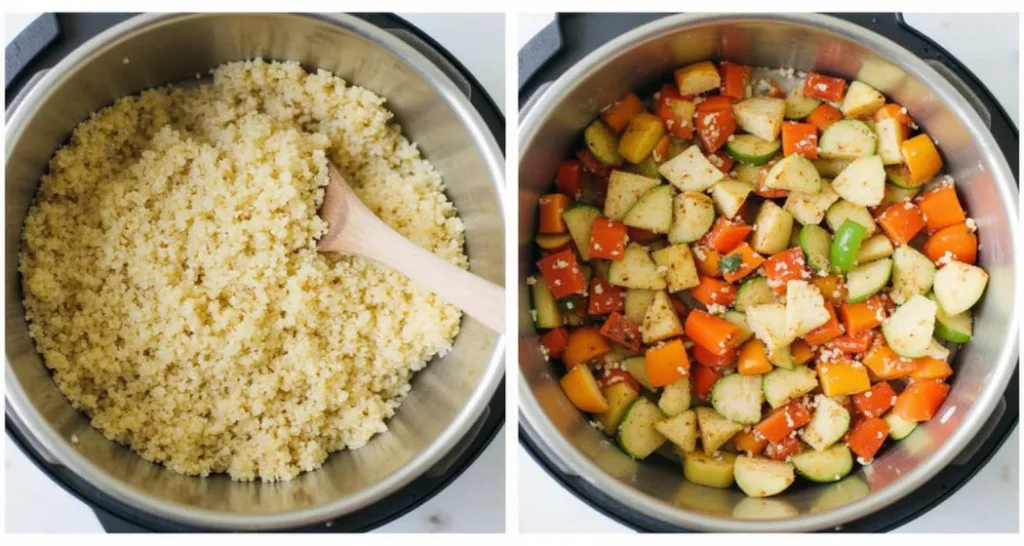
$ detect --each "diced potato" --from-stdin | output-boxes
[619,113,666,164]
[875,117,908,165]
[733,97,786,141]
[751,201,794,256]
[642,291,685,344]
[605,171,661,221]
[711,179,752,219]
[841,81,886,119]
[652,244,700,292]
[675,61,722,96]
[659,145,726,192]
[784,180,840,225]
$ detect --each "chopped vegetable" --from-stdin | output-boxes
[675,61,722,96]
[807,103,843,131]
[656,84,696,139]
[721,243,765,283]
[877,201,926,245]
[853,381,898,418]
[588,277,625,316]
[560,364,610,413]
[705,216,753,254]
[922,222,978,265]
[916,184,966,234]
[894,380,950,422]
[588,216,628,261]
[720,61,752,100]
[840,296,888,336]
[862,337,917,380]
[556,159,584,198]
[696,108,737,153]
[619,113,667,164]
[831,219,868,273]
[803,303,844,346]
[685,310,741,355]
[563,326,611,369]
[782,121,819,159]
[539,327,570,358]
[900,134,943,184]
[644,338,690,387]
[538,194,571,234]
[845,416,889,462]
[738,338,774,375]
[691,363,722,401]
[803,71,847,102]
[818,360,871,397]
[537,249,587,299]
[756,401,811,443]
[601,92,646,133]
[763,247,810,295]
[690,275,737,308]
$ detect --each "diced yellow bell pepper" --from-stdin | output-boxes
[560,364,610,413]
[618,113,666,164]
[818,361,871,397]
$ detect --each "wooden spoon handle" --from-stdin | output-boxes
[356,227,505,333]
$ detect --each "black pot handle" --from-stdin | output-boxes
[5,13,59,89]
[518,15,563,91]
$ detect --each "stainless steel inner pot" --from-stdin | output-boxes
[519,13,1017,531]
[5,13,504,530]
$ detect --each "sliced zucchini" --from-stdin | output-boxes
[733,97,787,141]
[882,295,937,358]
[751,201,795,256]
[722,310,755,344]
[711,179,753,219]
[924,338,950,360]
[763,153,822,193]
[654,409,698,452]
[734,456,796,498]
[711,375,765,424]
[875,117,908,165]
[746,303,795,352]
[608,243,667,290]
[725,134,782,166]
[856,233,894,264]
[641,291,685,344]
[785,86,821,120]
[840,81,886,119]
[732,162,763,185]
[799,224,832,272]
[604,170,661,221]
[784,180,840,225]
[762,366,818,409]
[625,288,657,326]
[930,292,973,343]
[623,184,674,233]
[735,277,776,312]
[625,155,661,178]
[792,445,854,483]
[562,205,601,261]
[651,244,700,293]
[933,260,989,316]
[682,451,737,489]
[696,406,744,455]
[883,411,918,441]
[596,382,640,433]
[659,145,727,192]
[891,245,936,305]
[623,355,655,391]
[801,395,851,451]
[530,277,562,329]
[619,112,666,164]
[785,280,831,338]
[617,398,668,459]
[832,155,886,207]
[819,120,877,160]
[825,199,877,237]
[846,258,892,304]
[658,377,692,416]
[885,164,925,190]
[767,344,796,370]
[668,191,716,244]
[880,184,920,209]
[584,120,624,166]
[813,158,852,178]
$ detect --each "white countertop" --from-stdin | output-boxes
[517,12,1019,533]
[4,12,506,533]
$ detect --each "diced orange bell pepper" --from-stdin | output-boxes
[696,108,737,153]
[894,380,950,422]
[706,217,753,254]
[840,296,888,337]
[765,435,803,462]
[695,95,734,113]
[598,367,640,392]
[537,249,587,299]
[791,340,815,366]
[853,381,897,418]
[589,216,628,261]
[911,356,954,381]
[812,274,847,305]
[690,275,737,308]
[922,222,978,264]
[862,338,917,380]
[803,71,847,102]
[555,159,584,199]
[685,310,741,355]
[721,242,765,283]
[845,417,889,463]
[539,327,570,359]
[656,84,696,139]
[756,401,812,444]
[807,103,843,132]
[720,61,752,100]
[669,295,690,322]
[538,194,571,234]
[877,202,926,245]
[563,326,611,369]
[652,134,672,163]
[827,330,875,355]
[560,364,610,413]
[694,246,723,277]
[733,429,768,456]
[599,312,642,353]
[763,247,811,295]
[901,134,943,184]
[645,338,690,387]
[818,360,872,397]
[693,343,738,369]
[874,103,914,126]
[738,338,774,375]
[588,277,625,316]
[916,184,966,234]
[690,363,721,401]
[601,92,646,133]
[804,303,844,347]
[782,121,819,159]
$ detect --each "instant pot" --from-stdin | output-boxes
[6,13,505,532]
[519,13,1018,532]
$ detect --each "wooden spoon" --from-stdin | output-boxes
[316,163,504,333]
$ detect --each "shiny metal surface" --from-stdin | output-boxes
[519,13,1018,531]
[6,13,504,530]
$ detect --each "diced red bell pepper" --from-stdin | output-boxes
[555,159,584,199]
[696,108,737,153]
[690,363,722,401]
[589,216,627,261]
[598,367,640,392]
[539,327,570,359]
[894,380,950,422]
[826,330,875,355]
[706,150,735,174]
[695,95,734,113]
[765,435,803,462]
[781,121,818,159]
[599,312,643,352]
[803,71,847,102]
[720,61,752,100]
[763,247,810,295]
[756,401,812,444]
[690,275,737,308]
[755,161,789,199]
[705,217,752,254]
[853,381,898,418]
[627,226,661,245]
[692,343,738,369]
[804,303,845,347]
[577,149,611,177]
[588,277,625,316]
[537,249,587,299]
[656,84,696,139]
[846,417,889,463]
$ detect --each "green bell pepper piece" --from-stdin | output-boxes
[830,219,867,273]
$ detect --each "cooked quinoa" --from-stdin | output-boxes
[19,59,466,481]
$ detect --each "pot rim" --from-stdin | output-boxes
[5,12,505,530]
[518,12,1019,532]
